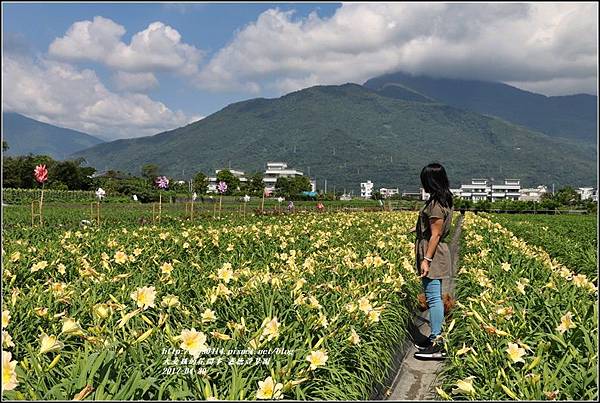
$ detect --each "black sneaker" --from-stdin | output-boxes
[413,338,433,351]
[413,342,446,360]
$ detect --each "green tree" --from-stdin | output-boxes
[583,199,597,214]
[2,156,21,188]
[275,176,311,199]
[2,153,98,190]
[141,164,159,182]
[114,177,158,203]
[170,180,188,193]
[291,176,311,195]
[554,186,580,206]
[247,172,265,196]
[2,141,8,152]
[539,192,560,210]
[53,158,95,190]
[274,177,290,197]
[193,172,209,194]
[2,154,54,189]
[453,197,463,209]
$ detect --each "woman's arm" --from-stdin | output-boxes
[419,217,443,277]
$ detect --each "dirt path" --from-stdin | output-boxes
[380,214,464,400]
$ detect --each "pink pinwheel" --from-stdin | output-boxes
[217,181,228,194]
[32,164,48,225]
[154,176,169,223]
[34,165,48,183]
[155,176,169,190]
[214,181,228,219]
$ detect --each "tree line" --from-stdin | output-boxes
[2,146,312,202]
[371,186,596,213]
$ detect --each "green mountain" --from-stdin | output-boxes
[2,112,104,160]
[72,83,596,191]
[364,72,597,144]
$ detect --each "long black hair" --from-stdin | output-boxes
[420,163,453,209]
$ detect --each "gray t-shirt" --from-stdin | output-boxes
[414,199,453,279]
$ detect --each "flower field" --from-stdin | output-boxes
[438,212,598,400]
[491,214,597,279]
[2,211,421,400]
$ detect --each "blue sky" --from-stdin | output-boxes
[3,2,341,128]
[2,2,597,140]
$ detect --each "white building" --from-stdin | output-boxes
[263,162,315,194]
[456,178,520,202]
[459,179,490,202]
[361,180,374,199]
[208,169,247,193]
[450,188,462,198]
[380,188,399,199]
[491,179,521,201]
[577,187,596,201]
[520,185,548,202]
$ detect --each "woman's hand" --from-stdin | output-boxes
[408,226,416,233]
[420,259,430,278]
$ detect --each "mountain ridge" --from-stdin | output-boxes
[71,83,596,190]
[2,112,104,160]
[364,72,597,144]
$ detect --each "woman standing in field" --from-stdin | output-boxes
[412,163,454,360]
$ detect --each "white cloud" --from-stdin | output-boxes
[2,55,192,139]
[48,16,203,75]
[113,71,159,92]
[195,3,598,96]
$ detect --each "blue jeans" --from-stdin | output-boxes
[422,277,444,342]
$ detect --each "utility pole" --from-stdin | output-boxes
[325,179,327,194]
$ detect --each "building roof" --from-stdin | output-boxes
[265,169,303,175]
